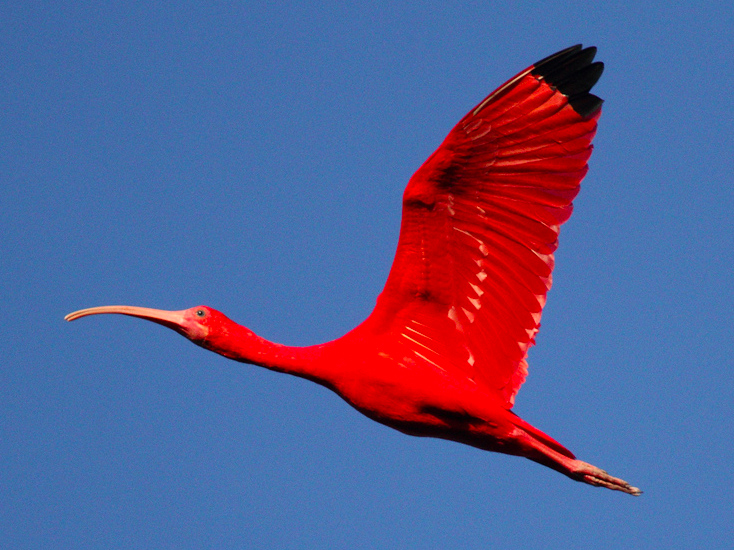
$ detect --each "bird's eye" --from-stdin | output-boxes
[196,309,206,317]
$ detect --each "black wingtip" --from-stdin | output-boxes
[531,45,604,118]
[533,44,583,68]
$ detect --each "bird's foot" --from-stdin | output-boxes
[573,460,642,496]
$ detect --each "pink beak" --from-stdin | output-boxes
[65,306,188,333]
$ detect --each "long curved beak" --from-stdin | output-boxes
[65,306,188,332]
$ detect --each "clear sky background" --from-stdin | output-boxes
[3,2,733,548]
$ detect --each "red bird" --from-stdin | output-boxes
[67,45,641,495]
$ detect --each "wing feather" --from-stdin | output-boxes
[366,45,603,408]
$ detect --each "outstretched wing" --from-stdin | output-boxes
[368,45,604,408]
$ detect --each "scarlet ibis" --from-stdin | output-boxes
[66,45,641,495]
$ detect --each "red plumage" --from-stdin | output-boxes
[66,45,641,495]
[373,47,601,409]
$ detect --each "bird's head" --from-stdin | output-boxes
[64,304,233,350]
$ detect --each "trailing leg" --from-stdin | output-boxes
[508,416,642,496]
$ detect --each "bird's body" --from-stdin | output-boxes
[66,45,641,495]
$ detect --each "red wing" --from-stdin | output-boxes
[368,45,604,408]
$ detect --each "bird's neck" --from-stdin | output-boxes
[201,321,333,387]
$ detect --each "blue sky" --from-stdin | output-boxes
[3,1,733,548]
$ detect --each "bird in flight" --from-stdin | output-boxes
[67,45,641,495]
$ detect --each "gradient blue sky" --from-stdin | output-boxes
[3,2,733,548]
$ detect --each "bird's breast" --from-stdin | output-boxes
[326,344,488,430]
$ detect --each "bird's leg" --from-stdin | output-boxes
[512,428,642,496]
[568,460,642,495]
